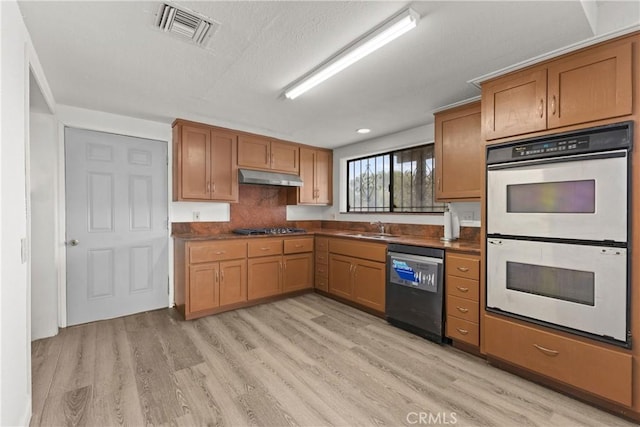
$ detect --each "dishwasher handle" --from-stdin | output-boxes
[388,252,443,265]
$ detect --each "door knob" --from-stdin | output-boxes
[69,239,79,246]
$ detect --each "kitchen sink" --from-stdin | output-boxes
[344,233,398,239]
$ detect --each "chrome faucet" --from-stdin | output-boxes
[371,221,385,234]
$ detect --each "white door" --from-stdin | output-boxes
[65,127,169,326]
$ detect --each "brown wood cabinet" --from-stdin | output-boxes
[173,121,238,202]
[247,237,313,299]
[483,37,633,140]
[314,237,329,291]
[485,314,633,406]
[328,238,386,313]
[445,251,480,347]
[434,102,482,200]
[238,135,299,174]
[290,147,333,205]
[175,240,247,319]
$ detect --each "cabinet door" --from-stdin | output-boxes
[352,259,386,312]
[315,149,332,205]
[247,255,282,299]
[328,254,354,299]
[219,259,247,306]
[435,102,481,200]
[210,130,238,202]
[483,68,547,140]
[298,147,316,203]
[271,141,299,173]
[282,253,313,292]
[189,263,219,313]
[238,135,271,169]
[179,125,211,199]
[547,42,632,129]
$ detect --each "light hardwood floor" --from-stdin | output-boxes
[31,293,635,426]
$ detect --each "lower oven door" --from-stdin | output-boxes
[486,237,628,345]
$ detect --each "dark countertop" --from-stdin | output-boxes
[173,228,480,254]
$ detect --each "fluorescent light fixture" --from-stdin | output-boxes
[284,8,420,100]
[356,128,371,134]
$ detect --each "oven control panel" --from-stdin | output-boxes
[512,136,589,158]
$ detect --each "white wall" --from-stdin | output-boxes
[30,112,59,340]
[1,1,33,424]
[329,123,481,227]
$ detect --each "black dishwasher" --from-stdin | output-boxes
[386,244,445,344]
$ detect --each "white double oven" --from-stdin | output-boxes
[486,122,632,347]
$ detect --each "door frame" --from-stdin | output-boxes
[56,117,172,327]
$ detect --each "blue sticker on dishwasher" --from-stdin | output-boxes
[392,260,418,282]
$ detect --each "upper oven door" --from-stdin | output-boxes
[487,150,628,242]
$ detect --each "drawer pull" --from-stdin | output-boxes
[456,328,469,335]
[215,251,226,255]
[294,244,303,248]
[456,306,469,313]
[457,267,469,272]
[533,343,559,357]
[260,247,271,251]
[456,286,469,293]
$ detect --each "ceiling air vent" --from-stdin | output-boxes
[155,3,219,47]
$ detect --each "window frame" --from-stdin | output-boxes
[345,143,446,214]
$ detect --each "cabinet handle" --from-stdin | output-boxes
[456,286,469,293]
[207,181,211,192]
[551,95,556,116]
[457,267,469,272]
[270,153,274,166]
[456,306,469,313]
[215,251,226,255]
[437,178,441,191]
[456,328,469,335]
[538,98,544,118]
[220,269,224,282]
[215,270,219,283]
[212,182,216,193]
[533,343,559,357]
[295,244,303,248]
[260,247,271,251]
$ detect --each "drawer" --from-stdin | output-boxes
[485,315,632,406]
[315,274,328,291]
[329,238,386,262]
[284,237,314,254]
[315,252,328,265]
[446,295,479,323]
[446,275,479,302]
[446,316,479,347]
[446,253,479,280]
[315,237,329,252]
[315,263,328,278]
[189,241,246,263]
[248,239,283,258]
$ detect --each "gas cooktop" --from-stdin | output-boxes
[232,227,307,235]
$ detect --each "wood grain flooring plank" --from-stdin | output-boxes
[126,328,186,425]
[147,309,204,371]
[47,323,97,395]
[30,334,64,426]
[92,318,136,398]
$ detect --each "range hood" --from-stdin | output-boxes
[238,169,303,187]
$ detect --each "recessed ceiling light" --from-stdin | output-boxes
[357,128,371,134]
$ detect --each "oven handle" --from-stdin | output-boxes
[487,149,627,171]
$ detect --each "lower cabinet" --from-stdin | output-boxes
[485,314,633,406]
[175,239,248,319]
[247,237,314,299]
[445,251,480,347]
[327,238,386,313]
[175,236,313,320]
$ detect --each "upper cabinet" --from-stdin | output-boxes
[483,37,634,141]
[434,101,482,201]
[238,135,299,174]
[173,121,238,202]
[291,147,333,205]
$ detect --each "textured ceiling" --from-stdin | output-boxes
[18,1,640,148]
